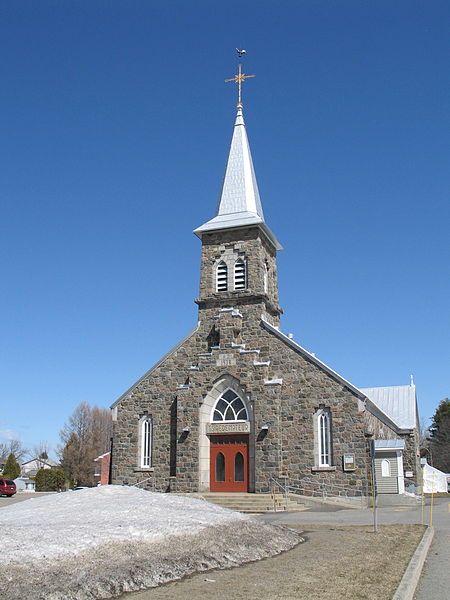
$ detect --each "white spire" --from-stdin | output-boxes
[217,105,264,219]
[194,105,281,250]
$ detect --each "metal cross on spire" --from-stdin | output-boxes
[225,48,255,109]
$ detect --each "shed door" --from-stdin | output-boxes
[375,452,399,494]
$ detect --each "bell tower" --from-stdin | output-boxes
[194,52,282,327]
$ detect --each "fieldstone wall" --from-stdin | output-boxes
[110,224,396,502]
[112,304,372,501]
[197,228,281,323]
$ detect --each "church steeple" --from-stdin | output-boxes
[194,54,281,251]
[195,51,283,324]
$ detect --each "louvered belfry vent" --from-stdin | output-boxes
[234,259,246,290]
[216,261,228,292]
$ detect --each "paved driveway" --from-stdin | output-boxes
[0,492,53,508]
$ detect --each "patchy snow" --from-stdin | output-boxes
[0,486,302,600]
[1,485,247,563]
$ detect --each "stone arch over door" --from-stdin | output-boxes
[198,374,254,492]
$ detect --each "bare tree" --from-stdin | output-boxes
[58,401,112,486]
[0,439,27,463]
[27,441,51,470]
[418,419,430,455]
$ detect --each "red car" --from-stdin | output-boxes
[0,478,16,497]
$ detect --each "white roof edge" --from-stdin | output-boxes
[94,452,111,461]
[21,458,58,467]
[374,439,406,450]
[110,326,199,409]
[261,319,366,399]
[261,320,413,434]
[194,220,283,251]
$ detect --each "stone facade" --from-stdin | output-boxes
[111,219,382,503]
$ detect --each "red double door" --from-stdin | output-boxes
[210,435,249,492]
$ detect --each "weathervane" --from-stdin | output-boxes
[225,48,255,109]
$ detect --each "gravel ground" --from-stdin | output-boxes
[125,524,425,600]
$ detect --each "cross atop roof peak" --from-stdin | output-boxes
[225,49,255,109]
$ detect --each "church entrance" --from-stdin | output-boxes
[210,435,249,492]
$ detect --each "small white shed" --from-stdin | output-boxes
[374,439,405,494]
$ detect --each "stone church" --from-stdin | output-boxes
[111,77,420,502]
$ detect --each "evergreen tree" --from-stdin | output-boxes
[2,453,20,479]
[429,398,450,472]
[35,468,66,491]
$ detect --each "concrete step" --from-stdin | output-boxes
[200,492,307,513]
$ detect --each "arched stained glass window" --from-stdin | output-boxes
[212,389,248,422]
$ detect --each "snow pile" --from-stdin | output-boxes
[0,486,301,599]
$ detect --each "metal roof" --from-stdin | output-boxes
[194,107,281,250]
[374,439,405,450]
[360,385,417,430]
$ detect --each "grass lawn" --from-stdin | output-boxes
[126,524,425,600]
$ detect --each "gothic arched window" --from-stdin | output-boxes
[216,261,228,292]
[317,410,331,467]
[234,258,246,290]
[381,459,391,477]
[263,261,269,294]
[212,389,248,422]
[140,416,153,468]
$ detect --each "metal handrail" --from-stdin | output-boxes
[133,477,155,491]
[268,475,289,511]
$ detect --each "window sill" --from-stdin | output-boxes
[311,466,336,473]
[133,467,154,473]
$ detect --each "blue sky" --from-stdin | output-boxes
[1,1,449,456]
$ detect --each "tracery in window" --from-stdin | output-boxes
[317,410,331,467]
[212,389,248,422]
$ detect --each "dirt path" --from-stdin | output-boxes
[126,524,424,600]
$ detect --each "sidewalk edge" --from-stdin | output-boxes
[392,526,434,600]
